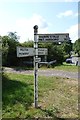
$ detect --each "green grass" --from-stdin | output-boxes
[38,76,78,118]
[2,73,34,118]
[2,73,78,119]
[40,62,79,72]
[53,62,78,72]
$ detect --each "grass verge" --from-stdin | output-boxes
[40,62,79,72]
[2,73,78,119]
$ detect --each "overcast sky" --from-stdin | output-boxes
[0,0,80,43]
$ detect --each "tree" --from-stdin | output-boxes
[21,41,33,47]
[2,32,20,66]
[2,36,9,66]
[8,32,20,41]
[39,42,64,64]
[48,44,64,64]
[60,41,72,56]
[73,38,80,56]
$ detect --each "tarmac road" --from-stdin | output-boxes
[3,67,78,79]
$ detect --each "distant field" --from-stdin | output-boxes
[2,73,78,119]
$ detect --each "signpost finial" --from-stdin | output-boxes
[33,25,38,35]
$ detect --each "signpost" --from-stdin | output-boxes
[38,33,70,43]
[35,57,41,63]
[16,26,48,108]
[17,47,34,57]
[38,48,47,56]
[33,25,38,108]
[16,25,70,109]
[17,47,48,57]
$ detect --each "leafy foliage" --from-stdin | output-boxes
[39,42,72,64]
[21,41,34,47]
[2,36,9,66]
[2,32,20,66]
[48,44,64,64]
[2,32,73,66]
[73,38,80,56]
[60,42,72,55]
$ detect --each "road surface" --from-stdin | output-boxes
[3,67,78,79]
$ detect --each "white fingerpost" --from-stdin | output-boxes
[33,25,38,108]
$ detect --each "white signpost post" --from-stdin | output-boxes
[33,25,38,108]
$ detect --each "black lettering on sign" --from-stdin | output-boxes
[39,49,44,51]
[20,48,28,51]
[19,53,29,55]
[38,52,43,54]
